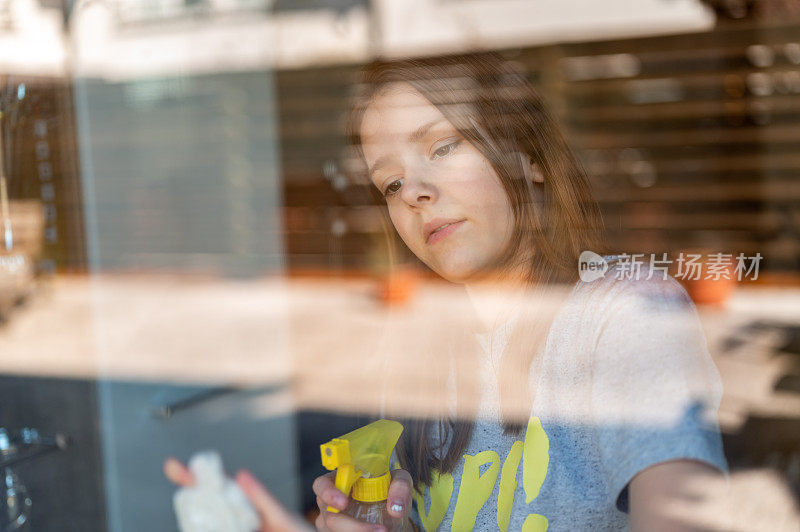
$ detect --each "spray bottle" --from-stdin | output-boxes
[320,419,411,531]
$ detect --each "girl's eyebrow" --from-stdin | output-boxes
[368,118,449,180]
[409,117,447,143]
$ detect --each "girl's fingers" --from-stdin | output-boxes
[312,469,408,529]
[235,470,311,532]
[312,473,348,512]
[163,457,195,487]
[386,469,413,519]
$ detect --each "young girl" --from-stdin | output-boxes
[312,53,728,532]
[168,52,728,531]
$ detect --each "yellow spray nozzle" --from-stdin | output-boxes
[319,419,404,512]
[321,438,351,470]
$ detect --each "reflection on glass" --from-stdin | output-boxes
[0,1,796,531]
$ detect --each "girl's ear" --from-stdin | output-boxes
[519,152,545,184]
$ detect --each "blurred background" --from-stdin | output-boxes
[0,0,799,530]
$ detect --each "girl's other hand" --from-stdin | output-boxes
[236,469,314,532]
[312,469,414,532]
[163,457,195,487]
[163,458,311,531]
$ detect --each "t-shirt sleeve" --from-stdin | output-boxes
[589,274,729,513]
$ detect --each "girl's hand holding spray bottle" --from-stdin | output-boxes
[164,419,414,532]
[314,420,415,532]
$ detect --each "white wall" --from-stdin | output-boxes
[375,0,715,57]
[67,0,716,80]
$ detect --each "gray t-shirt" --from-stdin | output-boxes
[409,263,728,531]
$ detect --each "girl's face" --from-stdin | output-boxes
[360,83,516,283]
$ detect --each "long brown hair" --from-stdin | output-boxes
[345,52,606,490]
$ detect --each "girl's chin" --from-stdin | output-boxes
[431,257,513,284]
[430,261,487,284]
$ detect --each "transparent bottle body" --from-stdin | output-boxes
[343,500,412,531]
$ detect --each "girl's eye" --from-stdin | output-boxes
[432,140,460,159]
[383,179,403,197]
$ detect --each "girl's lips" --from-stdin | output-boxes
[427,220,465,244]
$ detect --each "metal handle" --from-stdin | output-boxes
[149,386,239,419]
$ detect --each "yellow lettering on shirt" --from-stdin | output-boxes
[496,440,523,532]
[451,450,501,531]
[522,513,549,531]
[411,416,551,530]
[522,416,549,503]
[411,470,453,532]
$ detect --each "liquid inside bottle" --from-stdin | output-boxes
[344,500,407,531]
[342,473,413,532]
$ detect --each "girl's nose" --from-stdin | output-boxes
[400,168,438,207]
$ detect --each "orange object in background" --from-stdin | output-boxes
[680,258,737,307]
[683,274,737,307]
[376,267,417,306]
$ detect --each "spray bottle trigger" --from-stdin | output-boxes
[326,463,361,514]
